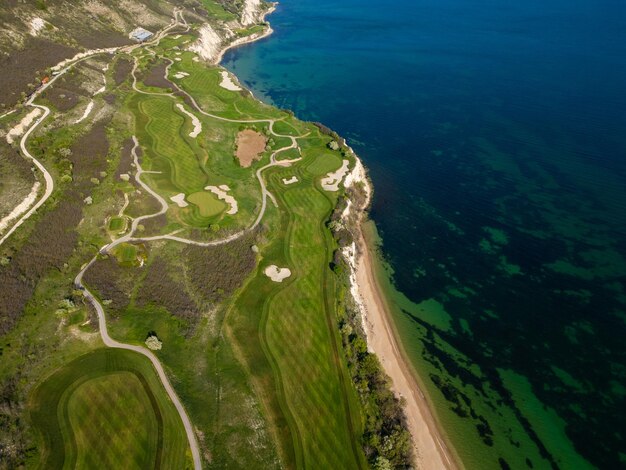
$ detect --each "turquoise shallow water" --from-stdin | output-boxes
[223,0,626,468]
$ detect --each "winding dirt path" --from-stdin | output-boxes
[3,9,305,470]
[0,10,205,469]
[0,103,52,247]
[0,10,186,249]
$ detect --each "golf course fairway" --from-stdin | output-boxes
[29,348,191,470]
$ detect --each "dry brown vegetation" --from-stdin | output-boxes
[0,118,114,334]
[40,69,90,112]
[114,58,133,86]
[184,231,258,306]
[142,62,172,90]
[136,257,200,328]
[83,255,131,314]
[68,119,110,189]
[125,190,162,219]
[0,368,33,468]
[0,37,76,109]
[0,190,82,335]
[235,129,266,167]
[141,214,168,235]
[115,137,134,178]
[0,140,34,221]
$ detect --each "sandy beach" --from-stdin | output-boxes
[214,3,460,466]
[355,220,459,470]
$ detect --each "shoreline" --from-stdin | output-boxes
[216,4,460,468]
[354,217,459,469]
[341,149,460,469]
[213,4,277,65]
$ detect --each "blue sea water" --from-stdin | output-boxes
[223,0,626,468]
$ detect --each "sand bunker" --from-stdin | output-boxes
[219,71,241,91]
[321,159,350,191]
[174,71,189,79]
[205,185,238,214]
[176,104,202,138]
[75,101,94,124]
[264,265,291,282]
[282,176,298,185]
[235,129,266,167]
[170,193,188,207]
[6,108,42,143]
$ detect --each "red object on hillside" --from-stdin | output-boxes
[41,76,50,84]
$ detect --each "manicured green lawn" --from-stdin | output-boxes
[112,243,140,266]
[108,216,126,232]
[187,190,226,217]
[67,372,158,469]
[29,348,191,470]
[226,132,366,469]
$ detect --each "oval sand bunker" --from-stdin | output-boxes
[264,265,291,282]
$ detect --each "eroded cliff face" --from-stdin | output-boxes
[241,0,262,26]
[187,0,271,63]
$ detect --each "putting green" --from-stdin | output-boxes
[112,243,142,266]
[29,348,190,470]
[108,216,126,232]
[187,191,226,217]
[305,152,343,177]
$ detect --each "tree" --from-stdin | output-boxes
[373,456,393,470]
[145,335,162,350]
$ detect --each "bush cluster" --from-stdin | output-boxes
[183,230,258,307]
[136,257,200,334]
[0,191,82,335]
[328,191,412,469]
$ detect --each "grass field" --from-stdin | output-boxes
[112,243,144,266]
[226,127,366,468]
[1,11,384,470]
[108,216,126,232]
[29,348,191,470]
[187,190,226,217]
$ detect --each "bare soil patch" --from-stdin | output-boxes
[235,129,266,167]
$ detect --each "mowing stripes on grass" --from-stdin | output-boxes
[29,348,190,470]
[229,171,366,469]
[67,372,158,470]
[137,96,207,193]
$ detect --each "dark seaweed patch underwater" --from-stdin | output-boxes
[223,0,626,467]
